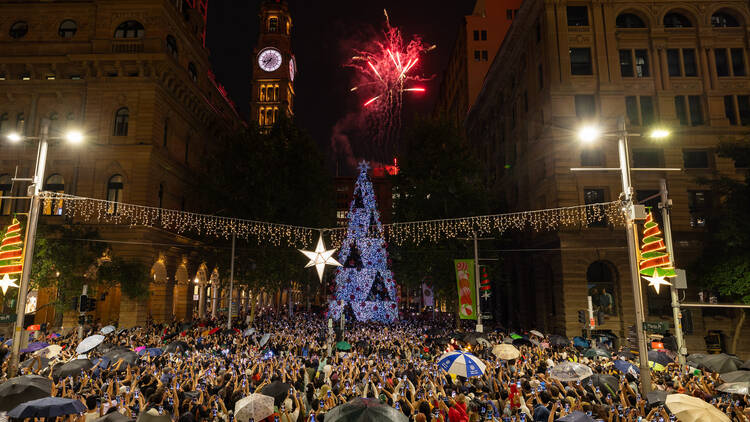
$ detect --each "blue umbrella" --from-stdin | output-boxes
[573,337,590,349]
[437,351,486,377]
[614,359,640,376]
[137,347,163,357]
[20,342,49,353]
[8,396,86,418]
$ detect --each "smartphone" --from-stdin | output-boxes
[274,417,279,422]
[327,391,331,398]
[395,402,400,410]
[319,400,324,408]
[452,391,456,398]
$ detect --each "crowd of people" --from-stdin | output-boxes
[0,312,747,422]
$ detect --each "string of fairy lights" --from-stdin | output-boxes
[38,192,624,247]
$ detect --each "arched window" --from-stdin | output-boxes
[616,13,646,28]
[58,20,78,38]
[664,12,693,28]
[106,175,124,214]
[587,261,617,316]
[188,62,197,82]
[166,35,178,57]
[113,107,129,136]
[712,11,740,28]
[114,21,144,39]
[42,174,65,216]
[9,21,28,39]
[268,17,278,32]
[0,174,12,215]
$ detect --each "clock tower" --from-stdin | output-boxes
[251,0,295,128]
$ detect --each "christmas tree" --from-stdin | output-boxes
[329,161,398,323]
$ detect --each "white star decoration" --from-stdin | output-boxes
[0,273,19,294]
[643,274,672,294]
[481,290,492,300]
[299,235,342,281]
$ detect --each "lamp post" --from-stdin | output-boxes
[575,116,675,396]
[6,118,83,377]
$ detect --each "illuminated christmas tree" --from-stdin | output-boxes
[639,211,676,293]
[329,161,398,323]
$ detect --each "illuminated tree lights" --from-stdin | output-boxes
[328,161,398,323]
[41,192,623,246]
[639,211,675,294]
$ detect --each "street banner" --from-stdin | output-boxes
[479,266,493,320]
[454,259,477,320]
[421,283,434,307]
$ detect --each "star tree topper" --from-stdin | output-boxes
[0,273,19,294]
[299,235,342,281]
[642,274,672,294]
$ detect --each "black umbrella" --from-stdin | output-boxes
[52,358,94,379]
[260,381,290,407]
[98,343,121,354]
[462,333,487,346]
[326,397,408,422]
[107,350,139,366]
[586,374,619,395]
[616,349,636,360]
[646,390,668,405]
[548,335,569,347]
[8,396,86,419]
[93,411,134,422]
[21,356,51,371]
[698,353,743,374]
[136,410,172,422]
[686,353,707,368]
[741,359,750,371]
[721,371,750,383]
[647,350,673,366]
[164,340,190,354]
[0,375,52,411]
[512,338,533,348]
[558,411,594,422]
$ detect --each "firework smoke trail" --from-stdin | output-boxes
[348,9,435,155]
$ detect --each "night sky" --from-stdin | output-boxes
[207,0,475,175]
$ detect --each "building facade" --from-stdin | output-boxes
[433,0,523,127]
[465,0,750,354]
[0,0,261,331]
[250,0,295,128]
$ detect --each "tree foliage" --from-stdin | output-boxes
[97,257,151,299]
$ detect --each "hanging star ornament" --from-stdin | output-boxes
[0,273,19,294]
[643,274,672,294]
[299,235,342,281]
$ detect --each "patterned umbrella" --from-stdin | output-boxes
[550,361,593,382]
[437,351,486,377]
[100,325,116,335]
[234,394,275,422]
[76,335,105,354]
[326,397,408,422]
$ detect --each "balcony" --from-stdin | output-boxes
[112,40,144,53]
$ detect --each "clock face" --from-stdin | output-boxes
[289,57,296,82]
[258,48,282,72]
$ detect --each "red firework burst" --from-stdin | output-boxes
[348,10,434,145]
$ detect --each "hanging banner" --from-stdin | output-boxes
[421,283,434,307]
[479,266,493,321]
[454,259,477,320]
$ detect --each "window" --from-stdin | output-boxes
[114,21,144,39]
[714,48,745,77]
[574,95,596,119]
[506,9,513,20]
[106,175,124,214]
[481,50,488,61]
[675,96,688,125]
[683,150,710,169]
[16,113,25,133]
[632,149,661,168]
[627,96,655,126]
[724,95,738,125]
[687,190,710,228]
[664,12,692,28]
[712,12,740,28]
[58,20,77,38]
[674,95,703,126]
[570,48,592,75]
[581,149,604,167]
[740,96,750,126]
[667,49,680,76]
[731,49,746,76]
[42,174,64,216]
[616,13,646,28]
[9,21,28,39]
[587,261,616,315]
[473,30,479,41]
[268,17,278,32]
[474,50,481,61]
[619,50,634,77]
[0,175,12,215]
[166,35,178,57]
[635,50,650,77]
[113,107,129,136]
[683,49,697,76]
[188,62,197,82]
[715,49,729,76]
[0,113,7,134]
[481,30,487,40]
[162,119,169,147]
[567,6,589,26]
[584,189,607,227]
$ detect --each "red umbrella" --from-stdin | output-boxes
[208,327,220,335]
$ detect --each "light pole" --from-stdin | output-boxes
[575,116,675,396]
[6,118,83,377]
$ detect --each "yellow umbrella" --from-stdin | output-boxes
[665,394,730,422]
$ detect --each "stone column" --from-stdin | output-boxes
[198,282,207,318]
[119,295,148,328]
[172,280,192,322]
[148,281,172,324]
[211,285,219,318]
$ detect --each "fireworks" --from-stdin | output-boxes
[348,9,434,147]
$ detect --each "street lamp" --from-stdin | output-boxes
[574,117,671,396]
[6,118,84,377]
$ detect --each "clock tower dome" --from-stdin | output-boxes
[251,0,295,128]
